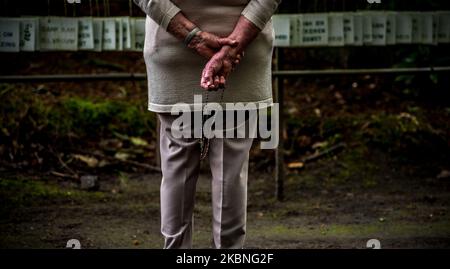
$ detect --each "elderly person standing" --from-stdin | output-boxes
[133,0,281,249]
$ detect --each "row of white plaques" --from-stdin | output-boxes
[273,11,450,47]
[0,17,146,52]
[1,12,449,52]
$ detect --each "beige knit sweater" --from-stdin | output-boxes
[133,0,281,112]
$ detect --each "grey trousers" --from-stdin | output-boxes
[158,113,254,249]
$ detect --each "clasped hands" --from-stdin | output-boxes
[187,31,243,91]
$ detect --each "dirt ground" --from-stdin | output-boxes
[1,147,449,249]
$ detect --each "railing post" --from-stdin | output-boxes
[274,47,285,202]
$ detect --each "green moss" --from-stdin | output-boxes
[252,221,450,240]
[56,97,156,137]
[0,86,157,165]
[0,87,157,155]
[360,112,447,158]
[0,177,105,211]
[284,108,448,172]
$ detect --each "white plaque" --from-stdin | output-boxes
[371,13,387,46]
[386,12,397,45]
[421,12,438,45]
[129,18,136,50]
[396,13,413,44]
[362,13,373,44]
[343,14,355,45]
[410,12,423,44]
[0,18,20,52]
[122,17,132,50]
[134,18,146,51]
[78,17,94,50]
[353,14,364,46]
[273,15,291,47]
[115,18,123,51]
[301,13,328,46]
[102,19,116,50]
[39,17,78,51]
[93,18,103,51]
[437,12,450,43]
[291,15,302,47]
[328,13,345,47]
[19,18,39,51]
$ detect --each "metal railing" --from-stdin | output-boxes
[1,66,450,83]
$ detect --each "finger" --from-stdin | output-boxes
[218,38,238,47]
[201,68,208,89]
[218,62,232,89]
[201,64,214,89]
[214,75,220,89]
[234,54,242,65]
[219,76,226,88]
[201,63,210,88]
[223,61,233,77]
[203,65,216,89]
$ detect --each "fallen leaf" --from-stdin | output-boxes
[312,141,328,150]
[437,170,450,179]
[99,139,123,150]
[114,152,131,161]
[314,108,321,117]
[288,162,304,169]
[130,137,148,147]
[98,160,109,168]
[73,154,99,168]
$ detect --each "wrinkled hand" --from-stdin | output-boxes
[200,46,243,90]
[188,31,238,59]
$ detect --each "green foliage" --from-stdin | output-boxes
[0,178,67,205]
[0,85,156,161]
[57,97,155,137]
[359,111,447,158]
[0,177,106,216]
[394,46,450,99]
[320,116,358,138]
[286,107,448,161]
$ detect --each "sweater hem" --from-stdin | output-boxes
[148,98,274,113]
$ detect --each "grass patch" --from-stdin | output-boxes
[251,221,450,240]
[0,85,157,164]
[0,177,106,215]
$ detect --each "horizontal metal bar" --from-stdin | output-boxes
[272,66,450,77]
[1,67,450,83]
[0,73,147,83]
